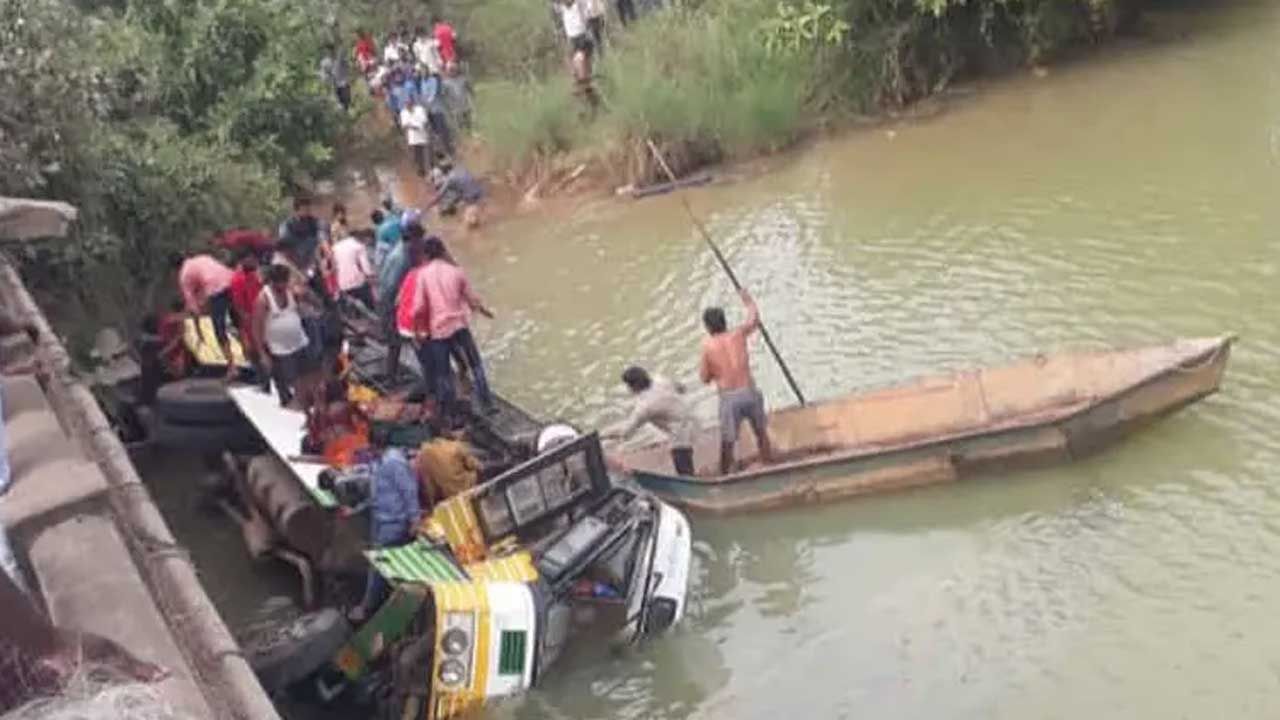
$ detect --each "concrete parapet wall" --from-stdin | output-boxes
[0,257,279,720]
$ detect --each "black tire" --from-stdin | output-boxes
[244,608,352,694]
[152,416,262,453]
[155,379,241,424]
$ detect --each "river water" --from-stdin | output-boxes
[455,2,1280,717]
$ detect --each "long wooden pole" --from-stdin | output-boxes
[644,140,807,407]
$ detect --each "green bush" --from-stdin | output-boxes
[468,0,1134,176]
[444,0,564,80]
[0,0,341,347]
[601,4,809,151]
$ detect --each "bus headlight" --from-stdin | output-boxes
[437,611,475,690]
[438,659,466,687]
[442,627,470,655]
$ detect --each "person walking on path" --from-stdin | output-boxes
[383,30,405,66]
[556,0,599,106]
[334,229,376,309]
[419,73,455,159]
[602,366,697,475]
[349,426,421,623]
[400,98,430,177]
[253,264,314,406]
[354,28,378,76]
[699,288,774,473]
[412,25,443,76]
[616,0,637,25]
[433,16,458,66]
[412,236,495,420]
[172,252,237,380]
[441,61,474,132]
[584,0,607,56]
[319,43,352,111]
[557,0,593,73]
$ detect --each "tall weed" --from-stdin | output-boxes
[475,78,583,169]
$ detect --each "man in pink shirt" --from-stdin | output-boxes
[333,228,375,309]
[412,236,494,418]
[169,252,237,379]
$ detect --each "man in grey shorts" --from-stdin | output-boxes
[699,289,774,474]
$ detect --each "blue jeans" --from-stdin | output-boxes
[361,520,412,613]
[413,339,439,401]
[429,327,492,416]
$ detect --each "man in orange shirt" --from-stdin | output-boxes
[699,288,773,474]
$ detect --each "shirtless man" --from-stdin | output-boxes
[700,288,773,474]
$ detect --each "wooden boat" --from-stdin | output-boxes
[619,336,1234,515]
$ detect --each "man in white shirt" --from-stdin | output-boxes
[399,100,430,177]
[557,0,592,65]
[383,31,403,65]
[602,365,697,476]
[412,26,443,75]
[333,230,375,309]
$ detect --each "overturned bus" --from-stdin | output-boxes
[309,432,691,718]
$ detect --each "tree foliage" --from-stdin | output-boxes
[0,0,347,345]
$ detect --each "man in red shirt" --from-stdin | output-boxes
[394,240,437,387]
[354,28,378,75]
[432,16,457,65]
[228,250,264,379]
[213,228,273,262]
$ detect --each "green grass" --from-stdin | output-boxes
[460,0,1127,180]
[474,77,584,170]
[471,0,810,181]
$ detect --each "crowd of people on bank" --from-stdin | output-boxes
[159,192,499,435]
[316,16,487,226]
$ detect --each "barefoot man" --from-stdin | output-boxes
[700,289,773,474]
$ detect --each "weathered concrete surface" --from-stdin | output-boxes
[29,516,212,717]
[0,257,280,720]
[1,374,211,716]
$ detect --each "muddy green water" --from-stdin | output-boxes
[460,3,1280,718]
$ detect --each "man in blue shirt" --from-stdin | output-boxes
[372,209,403,270]
[384,68,403,129]
[375,223,425,382]
[351,426,422,622]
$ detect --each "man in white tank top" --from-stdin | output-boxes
[253,264,314,406]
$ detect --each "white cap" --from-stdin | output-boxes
[536,424,579,454]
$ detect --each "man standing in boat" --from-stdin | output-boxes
[700,289,773,474]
